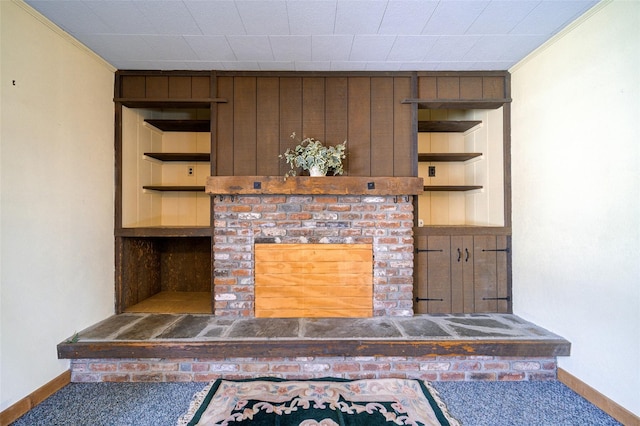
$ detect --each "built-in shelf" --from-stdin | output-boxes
[424,185,483,192]
[418,120,482,133]
[144,153,210,162]
[419,153,482,162]
[115,98,226,108]
[143,185,206,192]
[144,119,210,132]
[118,227,212,237]
[206,176,424,196]
[402,98,510,110]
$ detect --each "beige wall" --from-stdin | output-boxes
[0,1,115,410]
[511,0,639,416]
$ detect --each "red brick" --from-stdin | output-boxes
[72,373,101,382]
[346,372,377,380]
[420,362,451,371]
[452,361,482,371]
[262,196,287,204]
[273,364,301,373]
[439,372,466,381]
[119,362,150,372]
[333,362,361,373]
[512,361,540,371]
[541,361,557,370]
[469,372,497,381]
[498,372,526,381]
[149,362,178,372]
[416,373,439,382]
[242,363,270,373]
[483,362,510,370]
[194,373,221,382]
[89,363,118,372]
[302,363,330,373]
[131,373,163,382]
[164,373,195,382]
[362,363,391,371]
[191,363,210,372]
[103,374,131,382]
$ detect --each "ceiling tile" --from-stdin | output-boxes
[423,36,481,62]
[364,61,402,71]
[510,1,598,35]
[334,1,387,34]
[141,36,199,61]
[184,36,236,61]
[26,0,111,34]
[22,0,597,71]
[259,61,295,70]
[312,35,354,61]
[227,36,274,61]
[221,61,261,70]
[270,36,312,61]
[330,61,368,71]
[387,36,437,61]
[378,1,438,35]
[84,1,156,34]
[76,34,154,62]
[134,1,202,35]
[183,1,246,35]
[287,1,337,35]
[295,61,333,71]
[422,1,489,35]
[350,35,396,61]
[463,34,547,62]
[466,1,539,35]
[235,0,289,35]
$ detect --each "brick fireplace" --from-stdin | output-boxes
[207,176,424,318]
[213,193,415,317]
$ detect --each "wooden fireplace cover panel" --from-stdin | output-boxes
[255,243,373,318]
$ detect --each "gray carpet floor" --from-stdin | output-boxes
[11,380,621,425]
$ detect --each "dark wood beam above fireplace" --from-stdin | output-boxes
[206,176,424,196]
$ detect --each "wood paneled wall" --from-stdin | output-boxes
[116,71,212,99]
[215,75,413,177]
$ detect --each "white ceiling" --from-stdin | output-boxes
[24,0,599,71]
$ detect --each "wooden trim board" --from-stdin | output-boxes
[0,370,71,426]
[255,243,373,318]
[206,176,424,195]
[558,368,639,426]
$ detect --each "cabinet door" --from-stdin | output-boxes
[473,235,510,313]
[414,234,510,314]
[414,236,451,314]
[451,236,474,313]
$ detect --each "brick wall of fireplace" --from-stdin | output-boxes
[212,194,415,317]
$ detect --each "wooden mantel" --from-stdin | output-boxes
[206,176,424,195]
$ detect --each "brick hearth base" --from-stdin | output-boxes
[70,355,557,383]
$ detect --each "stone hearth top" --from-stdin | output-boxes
[57,314,570,359]
[69,313,564,343]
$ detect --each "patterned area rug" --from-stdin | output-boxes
[178,377,460,426]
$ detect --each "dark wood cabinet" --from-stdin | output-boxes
[414,233,510,314]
